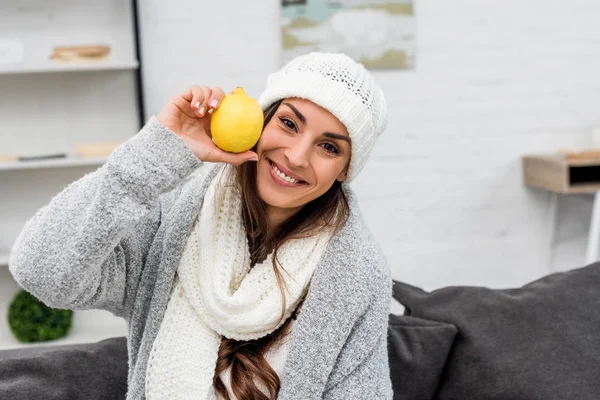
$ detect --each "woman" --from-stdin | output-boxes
[9,52,392,399]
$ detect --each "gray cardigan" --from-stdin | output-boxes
[9,117,393,399]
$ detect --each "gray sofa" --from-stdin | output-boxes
[0,336,127,400]
[2,262,599,400]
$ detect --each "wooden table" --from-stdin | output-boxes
[523,155,600,264]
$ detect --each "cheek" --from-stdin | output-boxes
[256,128,278,153]
[322,164,346,184]
[318,155,349,178]
[309,160,344,191]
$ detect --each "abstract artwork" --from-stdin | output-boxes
[281,0,416,69]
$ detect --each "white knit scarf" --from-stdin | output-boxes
[145,165,331,399]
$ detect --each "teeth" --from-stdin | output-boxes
[271,162,299,183]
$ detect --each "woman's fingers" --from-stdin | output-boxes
[190,86,212,117]
[221,151,259,166]
[184,85,226,118]
[182,85,203,105]
[207,87,225,113]
[206,147,259,166]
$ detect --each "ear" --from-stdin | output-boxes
[336,165,349,182]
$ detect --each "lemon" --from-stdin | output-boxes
[210,87,264,153]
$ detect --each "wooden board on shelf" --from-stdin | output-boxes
[522,154,600,194]
[51,44,111,61]
[75,141,123,158]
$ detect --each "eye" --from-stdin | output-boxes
[321,142,339,155]
[279,117,297,132]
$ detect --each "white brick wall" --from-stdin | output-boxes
[137,0,600,290]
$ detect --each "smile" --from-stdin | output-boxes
[268,159,307,187]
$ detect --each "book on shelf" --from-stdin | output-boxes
[0,153,67,163]
[50,45,111,64]
[74,142,123,158]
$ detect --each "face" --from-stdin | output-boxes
[255,98,351,225]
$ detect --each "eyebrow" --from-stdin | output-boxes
[282,102,351,145]
[282,102,306,124]
[324,132,351,144]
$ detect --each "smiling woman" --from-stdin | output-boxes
[9,52,392,400]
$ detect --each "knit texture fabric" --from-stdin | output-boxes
[258,52,388,182]
[145,164,330,399]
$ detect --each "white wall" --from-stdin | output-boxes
[137,0,600,290]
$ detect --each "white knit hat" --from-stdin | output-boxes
[258,52,388,183]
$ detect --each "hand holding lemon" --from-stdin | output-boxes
[156,85,263,165]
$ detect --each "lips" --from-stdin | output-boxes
[267,158,308,185]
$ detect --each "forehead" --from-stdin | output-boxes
[281,97,349,137]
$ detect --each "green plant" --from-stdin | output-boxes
[7,289,73,343]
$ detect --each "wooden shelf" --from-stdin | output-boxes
[0,60,139,75]
[523,154,600,194]
[0,156,107,171]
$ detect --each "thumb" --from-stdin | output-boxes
[238,150,259,162]
[218,149,259,165]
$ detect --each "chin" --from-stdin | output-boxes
[258,188,297,210]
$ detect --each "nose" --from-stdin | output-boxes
[283,139,310,169]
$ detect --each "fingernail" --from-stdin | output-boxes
[194,101,200,109]
[209,99,218,108]
[198,106,205,116]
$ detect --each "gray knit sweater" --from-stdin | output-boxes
[9,117,393,399]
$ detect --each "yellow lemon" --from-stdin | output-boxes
[210,87,264,153]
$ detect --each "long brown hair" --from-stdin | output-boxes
[212,100,351,399]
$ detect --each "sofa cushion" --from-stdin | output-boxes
[0,336,128,400]
[388,314,457,400]
[392,262,600,400]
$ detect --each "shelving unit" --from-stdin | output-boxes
[0,0,142,348]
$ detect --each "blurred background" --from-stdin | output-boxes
[1,0,599,349]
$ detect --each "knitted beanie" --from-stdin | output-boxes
[258,52,388,183]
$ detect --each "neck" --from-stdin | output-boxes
[266,205,302,231]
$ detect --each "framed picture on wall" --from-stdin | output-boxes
[281,0,416,69]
